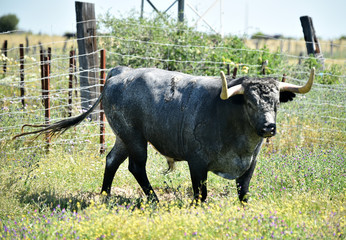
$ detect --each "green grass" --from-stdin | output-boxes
[0,144,344,239]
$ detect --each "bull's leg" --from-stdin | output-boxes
[101,138,128,195]
[236,159,257,203]
[128,140,159,202]
[188,161,208,202]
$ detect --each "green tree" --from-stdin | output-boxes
[0,14,19,32]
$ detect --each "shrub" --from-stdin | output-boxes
[98,13,284,76]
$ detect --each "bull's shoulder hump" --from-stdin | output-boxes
[108,68,220,89]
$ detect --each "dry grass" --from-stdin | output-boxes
[0,33,76,55]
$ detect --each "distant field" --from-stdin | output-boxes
[0,34,76,56]
[245,38,346,67]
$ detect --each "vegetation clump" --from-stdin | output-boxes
[98,14,285,76]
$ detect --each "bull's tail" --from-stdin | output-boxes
[13,92,103,140]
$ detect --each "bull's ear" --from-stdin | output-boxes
[280,91,296,102]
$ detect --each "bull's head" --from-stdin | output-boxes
[220,68,315,138]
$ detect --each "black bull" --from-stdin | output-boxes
[14,66,315,203]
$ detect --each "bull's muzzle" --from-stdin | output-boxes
[259,123,276,138]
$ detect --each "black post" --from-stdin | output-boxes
[2,40,7,74]
[141,0,144,18]
[47,47,51,73]
[232,67,238,79]
[300,16,315,55]
[40,50,45,103]
[178,0,185,22]
[100,49,106,154]
[25,36,29,54]
[68,50,75,117]
[300,15,324,69]
[19,44,25,108]
[43,55,51,152]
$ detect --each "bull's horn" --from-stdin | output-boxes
[220,71,244,100]
[279,68,315,93]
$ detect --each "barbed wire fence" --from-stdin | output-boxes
[0,19,345,156]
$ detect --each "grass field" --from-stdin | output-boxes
[0,143,344,239]
[0,32,345,239]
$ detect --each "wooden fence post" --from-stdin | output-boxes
[255,39,260,50]
[43,55,51,151]
[300,15,324,69]
[19,44,25,108]
[287,40,291,54]
[232,67,238,79]
[25,36,29,54]
[40,50,45,102]
[75,1,99,120]
[68,50,75,117]
[178,0,185,23]
[44,57,50,125]
[261,60,268,75]
[2,40,7,74]
[298,52,303,65]
[48,47,52,72]
[99,49,106,154]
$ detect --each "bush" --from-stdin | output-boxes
[98,13,284,76]
[0,14,19,32]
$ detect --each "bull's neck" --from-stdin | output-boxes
[218,100,262,155]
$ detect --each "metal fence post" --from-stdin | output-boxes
[99,49,106,154]
[68,50,75,117]
[232,67,238,79]
[2,40,7,74]
[43,55,51,151]
[300,15,324,69]
[19,44,25,108]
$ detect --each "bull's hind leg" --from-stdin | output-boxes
[127,139,159,202]
[101,138,128,195]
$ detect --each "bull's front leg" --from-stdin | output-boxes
[236,159,257,203]
[188,160,208,203]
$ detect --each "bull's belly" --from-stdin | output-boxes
[209,153,254,180]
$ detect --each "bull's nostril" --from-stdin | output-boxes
[260,123,276,137]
